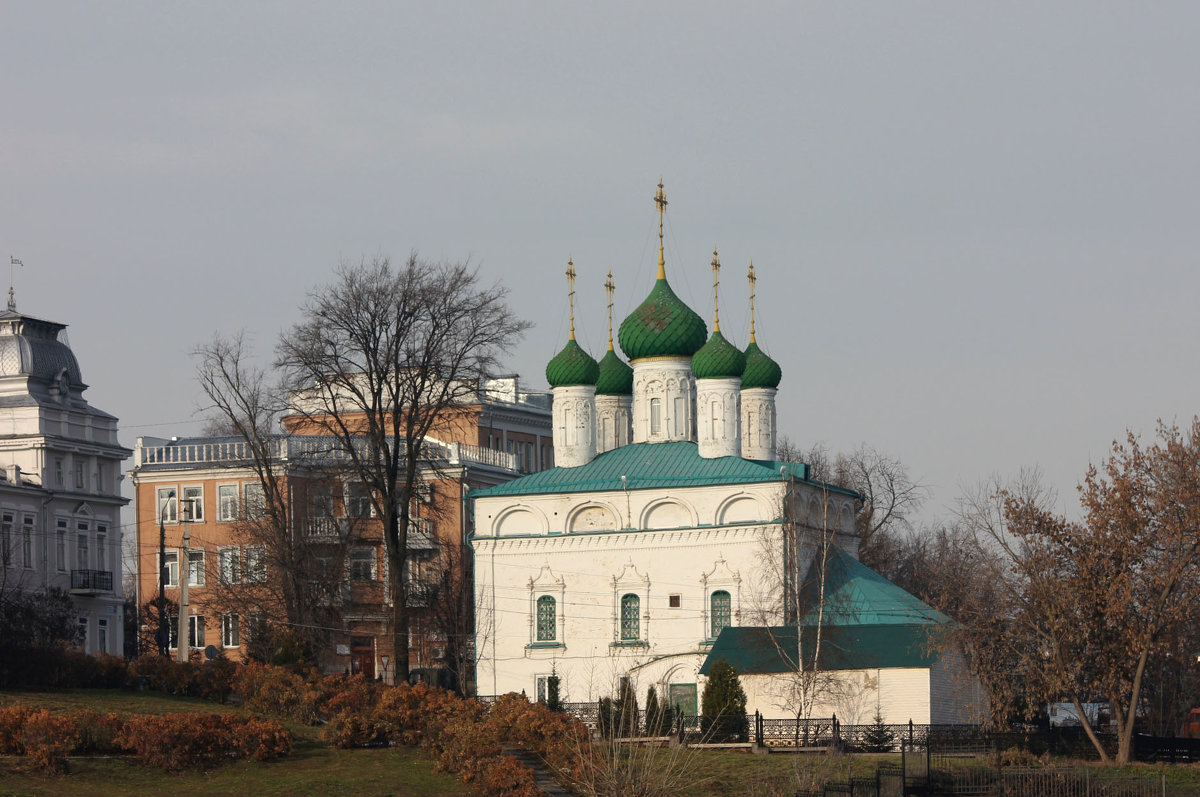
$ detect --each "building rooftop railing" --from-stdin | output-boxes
[134,434,520,473]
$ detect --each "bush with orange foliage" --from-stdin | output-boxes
[115,712,291,771]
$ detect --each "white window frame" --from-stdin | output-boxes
[221,614,240,648]
[243,483,265,519]
[22,516,34,569]
[1,512,13,568]
[345,482,373,518]
[55,519,67,572]
[187,549,205,587]
[349,547,376,582]
[217,484,239,522]
[157,487,178,523]
[188,615,205,649]
[97,618,108,654]
[159,550,179,588]
[243,546,266,583]
[218,546,241,584]
[95,524,108,572]
[74,459,86,490]
[181,485,204,522]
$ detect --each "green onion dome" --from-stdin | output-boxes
[617,278,708,360]
[692,330,746,380]
[595,348,634,395]
[546,338,599,388]
[741,340,782,389]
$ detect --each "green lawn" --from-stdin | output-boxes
[0,689,470,797]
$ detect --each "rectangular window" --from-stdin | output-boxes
[217,485,239,522]
[669,594,681,608]
[243,483,265,519]
[244,546,265,583]
[188,615,205,649]
[650,398,662,434]
[219,547,240,584]
[97,618,108,654]
[74,460,86,489]
[78,617,88,650]
[54,457,63,487]
[22,517,33,569]
[221,614,240,648]
[349,548,375,581]
[160,551,179,588]
[188,550,205,586]
[157,488,177,523]
[346,483,372,518]
[96,525,107,571]
[55,519,67,572]
[674,397,685,436]
[96,463,106,493]
[1,512,12,567]
[311,484,334,518]
[76,532,89,570]
[182,486,204,522]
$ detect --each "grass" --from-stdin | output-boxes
[0,689,471,797]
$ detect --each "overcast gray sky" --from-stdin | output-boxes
[4,2,1199,524]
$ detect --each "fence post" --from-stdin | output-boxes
[833,713,840,749]
[908,719,914,748]
[755,710,763,747]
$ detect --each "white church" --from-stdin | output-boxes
[471,183,982,724]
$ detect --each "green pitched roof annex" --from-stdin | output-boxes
[699,547,951,675]
[469,441,838,499]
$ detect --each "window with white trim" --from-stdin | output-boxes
[1,513,12,567]
[346,483,372,518]
[221,614,240,648]
[55,519,67,572]
[243,483,265,519]
[188,615,205,648]
[710,590,732,638]
[650,398,662,435]
[217,485,239,522]
[74,460,86,489]
[22,516,34,569]
[182,486,204,522]
[160,550,179,588]
[244,546,266,583]
[187,550,205,587]
[157,488,178,523]
[349,548,375,581]
[76,522,90,570]
[96,525,108,571]
[219,547,240,583]
[97,618,108,654]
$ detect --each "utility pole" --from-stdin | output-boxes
[158,489,175,656]
[176,497,195,663]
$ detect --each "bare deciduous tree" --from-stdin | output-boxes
[951,424,1200,764]
[778,438,927,570]
[275,255,529,682]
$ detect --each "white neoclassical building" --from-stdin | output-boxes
[0,293,130,656]
[471,184,978,723]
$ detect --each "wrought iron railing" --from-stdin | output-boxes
[70,569,113,592]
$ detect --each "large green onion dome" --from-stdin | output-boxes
[546,338,599,387]
[692,329,746,380]
[617,277,708,360]
[740,340,782,389]
[595,348,634,395]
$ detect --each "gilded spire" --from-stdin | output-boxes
[747,260,757,343]
[711,247,722,332]
[566,256,577,341]
[654,178,668,280]
[604,270,616,351]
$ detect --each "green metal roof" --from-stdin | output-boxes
[617,277,708,360]
[692,329,746,380]
[699,623,943,675]
[595,348,634,395]
[741,340,782,389]
[699,549,952,675]
[545,338,599,387]
[797,546,950,626]
[470,441,813,498]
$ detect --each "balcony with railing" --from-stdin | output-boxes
[134,434,520,473]
[71,569,113,595]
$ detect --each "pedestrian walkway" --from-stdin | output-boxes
[510,749,573,796]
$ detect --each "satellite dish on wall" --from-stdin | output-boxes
[204,645,218,661]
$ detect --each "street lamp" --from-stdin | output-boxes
[177,497,196,664]
[157,490,176,656]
